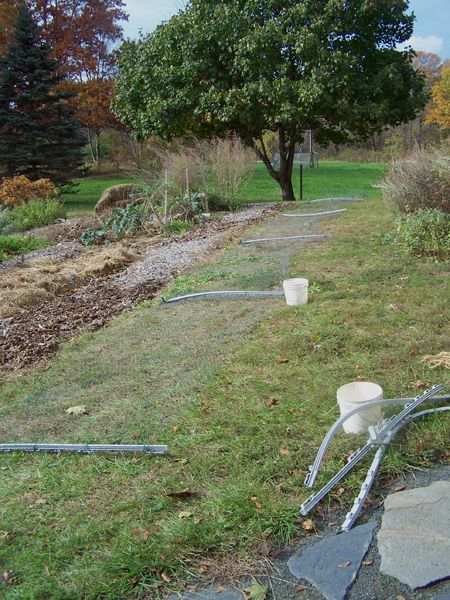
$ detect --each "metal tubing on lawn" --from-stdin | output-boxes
[300,385,445,517]
[281,208,347,218]
[0,443,168,455]
[241,234,331,245]
[304,394,450,488]
[161,290,284,304]
[341,405,450,531]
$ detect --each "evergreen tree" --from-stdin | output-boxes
[0,5,84,183]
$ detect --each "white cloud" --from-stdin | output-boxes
[409,35,444,54]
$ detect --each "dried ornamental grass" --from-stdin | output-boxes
[383,150,450,214]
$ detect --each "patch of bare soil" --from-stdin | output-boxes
[0,204,282,373]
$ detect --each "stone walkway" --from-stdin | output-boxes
[167,466,450,600]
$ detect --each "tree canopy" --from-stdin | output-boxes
[114,0,427,200]
[0,6,84,183]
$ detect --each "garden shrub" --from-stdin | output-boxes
[0,198,66,233]
[0,176,58,207]
[383,150,450,214]
[0,234,49,261]
[396,209,450,257]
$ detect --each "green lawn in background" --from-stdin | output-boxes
[62,175,137,216]
[62,162,386,216]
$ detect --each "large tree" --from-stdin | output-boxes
[0,6,84,182]
[114,0,427,200]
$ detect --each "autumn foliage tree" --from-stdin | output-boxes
[0,0,128,164]
[426,64,450,132]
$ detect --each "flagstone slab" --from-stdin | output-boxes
[287,521,377,600]
[167,588,244,600]
[378,480,450,589]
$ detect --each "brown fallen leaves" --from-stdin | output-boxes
[302,519,315,533]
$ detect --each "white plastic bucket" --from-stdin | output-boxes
[337,381,383,434]
[283,278,309,306]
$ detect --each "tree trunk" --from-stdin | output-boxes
[279,174,295,201]
[249,127,297,201]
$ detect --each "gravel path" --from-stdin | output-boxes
[0,241,84,273]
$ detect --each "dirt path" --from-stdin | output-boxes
[0,204,281,374]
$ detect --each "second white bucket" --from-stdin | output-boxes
[337,381,383,434]
[283,278,309,306]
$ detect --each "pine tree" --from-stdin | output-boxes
[0,6,84,183]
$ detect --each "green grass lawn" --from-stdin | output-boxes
[62,162,386,216]
[0,188,448,598]
[62,175,137,216]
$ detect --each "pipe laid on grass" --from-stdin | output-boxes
[162,290,284,304]
[0,443,168,455]
[241,234,331,245]
[281,208,347,218]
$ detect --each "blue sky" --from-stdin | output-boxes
[122,0,450,59]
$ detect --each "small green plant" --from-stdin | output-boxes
[80,204,150,245]
[165,219,192,235]
[396,209,450,257]
[0,234,49,261]
[103,204,148,238]
[0,198,66,233]
[79,227,107,246]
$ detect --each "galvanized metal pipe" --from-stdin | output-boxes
[281,208,347,218]
[162,290,284,304]
[0,443,168,455]
[300,385,446,517]
[240,234,331,245]
[304,394,450,488]
[341,405,450,531]
[302,197,363,204]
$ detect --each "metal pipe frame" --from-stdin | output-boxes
[341,405,450,531]
[161,290,284,304]
[0,443,168,455]
[302,197,363,204]
[240,234,331,245]
[304,395,450,488]
[281,209,347,218]
[300,385,446,520]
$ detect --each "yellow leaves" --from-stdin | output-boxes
[172,423,180,433]
[338,561,352,569]
[244,581,268,600]
[302,518,315,532]
[66,405,87,416]
[178,511,193,519]
[425,64,450,130]
[279,448,290,457]
[251,496,262,510]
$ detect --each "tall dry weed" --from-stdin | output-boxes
[383,149,450,214]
